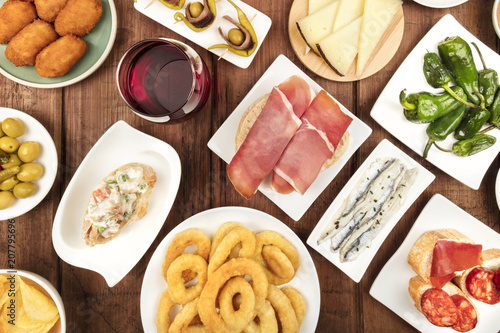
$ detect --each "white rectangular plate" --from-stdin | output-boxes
[370,194,500,332]
[134,0,271,69]
[207,54,372,221]
[370,14,500,190]
[306,139,435,282]
[52,121,181,287]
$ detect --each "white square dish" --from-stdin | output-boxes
[370,194,500,333]
[52,121,181,287]
[134,0,271,69]
[370,14,500,190]
[207,54,372,221]
[306,139,435,283]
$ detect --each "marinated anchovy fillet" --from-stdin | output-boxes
[329,160,405,252]
[317,157,395,245]
[339,167,418,262]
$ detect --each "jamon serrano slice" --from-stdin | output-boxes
[227,87,299,199]
[272,90,352,194]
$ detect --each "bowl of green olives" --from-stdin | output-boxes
[0,108,58,219]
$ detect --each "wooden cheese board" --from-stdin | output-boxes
[288,0,405,81]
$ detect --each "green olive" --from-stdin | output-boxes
[1,154,22,169]
[18,141,40,163]
[0,122,3,137]
[1,118,24,138]
[0,176,19,191]
[189,2,204,18]
[0,137,20,153]
[228,28,245,46]
[0,191,15,209]
[13,182,36,199]
[17,163,44,182]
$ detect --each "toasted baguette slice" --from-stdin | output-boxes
[453,248,500,298]
[234,94,350,173]
[82,163,156,246]
[408,229,474,282]
[408,275,477,315]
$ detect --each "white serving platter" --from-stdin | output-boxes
[370,14,500,190]
[134,0,271,69]
[52,120,181,287]
[140,206,320,332]
[370,194,500,332]
[413,0,467,8]
[0,108,58,220]
[307,139,435,283]
[208,54,372,221]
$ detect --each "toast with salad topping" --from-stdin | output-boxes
[82,163,156,246]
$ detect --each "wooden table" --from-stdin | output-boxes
[1,0,499,331]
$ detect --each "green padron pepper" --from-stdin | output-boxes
[489,87,500,127]
[438,36,481,105]
[452,134,496,156]
[423,104,466,158]
[454,106,491,140]
[159,0,185,10]
[423,52,477,109]
[400,86,467,123]
[208,0,258,57]
[471,42,499,108]
[174,0,216,32]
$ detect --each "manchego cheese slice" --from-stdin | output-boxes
[296,0,340,54]
[317,17,362,76]
[333,0,365,32]
[308,0,336,15]
[356,0,402,75]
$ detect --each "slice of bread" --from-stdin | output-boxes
[407,229,474,282]
[82,163,156,246]
[234,94,350,172]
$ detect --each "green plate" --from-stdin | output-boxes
[0,0,117,88]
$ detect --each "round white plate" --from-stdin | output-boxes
[0,108,58,220]
[413,0,467,8]
[140,207,320,332]
[496,168,500,210]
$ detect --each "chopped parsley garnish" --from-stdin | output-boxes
[97,226,106,233]
[124,211,133,218]
[120,174,128,182]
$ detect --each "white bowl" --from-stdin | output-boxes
[493,0,500,39]
[0,269,66,332]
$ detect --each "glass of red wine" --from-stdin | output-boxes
[116,38,211,123]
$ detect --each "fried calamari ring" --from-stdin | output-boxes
[207,226,256,277]
[156,289,177,333]
[262,245,295,281]
[210,222,243,260]
[162,228,211,282]
[169,297,210,333]
[242,300,278,333]
[254,231,299,285]
[167,254,208,304]
[281,286,306,327]
[267,284,299,333]
[218,277,256,332]
[199,258,268,332]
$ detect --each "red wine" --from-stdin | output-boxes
[117,39,210,122]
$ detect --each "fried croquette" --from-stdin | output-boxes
[54,0,102,36]
[35,34,86,77]
[0,0,37,44]
[35,0,69,22]
[5,20,58,66]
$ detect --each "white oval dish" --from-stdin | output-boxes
[140,206,320,332]
[0,108,58,220]
[52,121,181,287]
[0,269,66,333]
[413,0,467,8]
